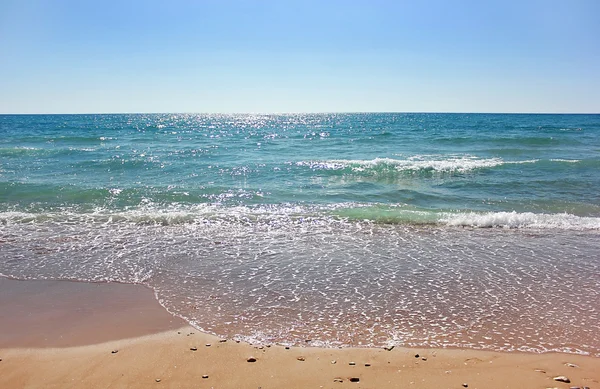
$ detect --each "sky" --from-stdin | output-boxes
[0,0,599,114]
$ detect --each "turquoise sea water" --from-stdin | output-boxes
[1,113,599,355]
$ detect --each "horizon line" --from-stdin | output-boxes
[1,111,599,115]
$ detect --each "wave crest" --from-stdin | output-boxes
[1,204,599,231]
[296,156,537,173]
[441,211,600,230]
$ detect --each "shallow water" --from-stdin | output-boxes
[1,113,599,355]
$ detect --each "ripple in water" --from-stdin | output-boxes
[1,218,599,356]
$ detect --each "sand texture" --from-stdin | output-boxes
[1,327,599,389]
[1,278,598,389]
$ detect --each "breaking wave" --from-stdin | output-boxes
[296,156,538,174]
[1,204,599,231]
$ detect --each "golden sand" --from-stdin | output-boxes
[1,278,598,389]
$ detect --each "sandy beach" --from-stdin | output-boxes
[0,278,598,389]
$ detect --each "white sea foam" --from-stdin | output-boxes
[2,205,599,231]
[550,158,580,163]
[441,211,600,230]
[297,156,538,173]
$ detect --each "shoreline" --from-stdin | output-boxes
[0,277,186,348]
[1,278,598,388]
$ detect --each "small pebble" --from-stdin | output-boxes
[297,356,306,361]
[364,363,371,367]
[219,339,227,343]
[190,347,197,351]
[422,357,427,361]
[553,376,571,383]
[202,375,209,379]
[569,386,581,389]
[414,354,420,358]
[111,350,118,354]
[383,345,394,351]
[535,369,546,373]
[462,383,468,388]
[247,357,257,362]
[285,346,290,350]
[349,362,356,366]
[349,377,360,383]
[566,363,579,368]
[331,360,337,364]
[333,378,344,383]
[205,343,211,347]
[155,378,161,382]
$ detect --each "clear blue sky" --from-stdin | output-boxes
[1,0,598,113]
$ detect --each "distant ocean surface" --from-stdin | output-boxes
[1,113,599,355]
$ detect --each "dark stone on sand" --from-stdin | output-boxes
[349,362,356,366]
[383,345,394,351]
[285,346,290,350]
[202,375,209,379]
[333,378,344,383]
[111,350,118,354]
[155,378,161,382]
[247,357,257,362]
[297,356,306,361]
[219,339,227,343]
[190,347,197,351]
[553,376,571,383]
[205,343,211,347]
[462,383,468,388]
[422,357,428,361]
[414,354,420,358]
[349,378,360,383]
[364,363,371,367]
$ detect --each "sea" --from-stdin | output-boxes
[1,113,599,356]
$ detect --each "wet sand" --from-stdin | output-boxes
[1,278,598,389]
[0,277,185,348]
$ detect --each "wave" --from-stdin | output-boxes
[0,146,100,158]
[296,156,537,174]
[549,158,580,163]
[334,205,600,230]
[439,211,600,229]
[1,204,599,231]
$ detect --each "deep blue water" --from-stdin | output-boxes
[1,113,599,355]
